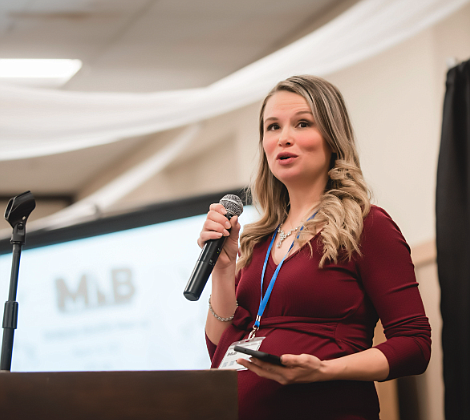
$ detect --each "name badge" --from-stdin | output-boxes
[218,337,265,370]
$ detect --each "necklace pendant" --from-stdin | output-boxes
[277,224,302,249]
[277,232,285,248]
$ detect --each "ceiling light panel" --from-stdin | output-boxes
[0,58,82,88]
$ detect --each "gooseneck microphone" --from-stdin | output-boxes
[184,194,243,301]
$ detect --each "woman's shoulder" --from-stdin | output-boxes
[364,205,399,228]
[363,205,407,240]
[361,205,410,251]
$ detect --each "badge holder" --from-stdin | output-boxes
[219,336,265,370]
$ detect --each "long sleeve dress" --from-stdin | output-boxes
[206,206,431,420]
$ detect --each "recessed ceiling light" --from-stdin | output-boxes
[0,59,82,88]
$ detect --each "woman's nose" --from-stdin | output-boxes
[278,128,293,146]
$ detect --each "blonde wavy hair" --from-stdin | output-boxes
[237,75,371,270]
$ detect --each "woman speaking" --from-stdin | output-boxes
[198,75,431,420]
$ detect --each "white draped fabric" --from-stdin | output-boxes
[25,124,203,231]
[1,0,468,161]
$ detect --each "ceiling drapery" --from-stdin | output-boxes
[25,124,203,231]
[1,0,467,161]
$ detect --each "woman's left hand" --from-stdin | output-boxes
[237,353,326,385]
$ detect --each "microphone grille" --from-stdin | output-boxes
[220,194,243,217]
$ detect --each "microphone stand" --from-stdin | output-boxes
[0,191,35,371]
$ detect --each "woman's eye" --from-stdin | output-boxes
[298,121,311,128]
[266,123,280,131]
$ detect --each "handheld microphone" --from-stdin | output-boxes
[184,194,243,301]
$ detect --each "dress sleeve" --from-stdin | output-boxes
[357,207,431,380]
[206,333,217,360]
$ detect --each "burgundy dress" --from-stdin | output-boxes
[206,206,431,420]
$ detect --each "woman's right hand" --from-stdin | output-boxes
[197,203,241,269]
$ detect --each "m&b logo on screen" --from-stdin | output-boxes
[55,268,135,312]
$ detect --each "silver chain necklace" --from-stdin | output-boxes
[277,224,302,248]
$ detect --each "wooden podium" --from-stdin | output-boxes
[0,370,238,420]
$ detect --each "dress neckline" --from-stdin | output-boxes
[269,230,322,267]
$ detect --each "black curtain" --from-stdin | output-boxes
[436,58,470,420]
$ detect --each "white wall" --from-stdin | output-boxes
[327,2,470,247]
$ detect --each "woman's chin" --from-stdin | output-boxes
[274,171,329,191]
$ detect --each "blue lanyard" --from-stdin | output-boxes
[249,211,318,338]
